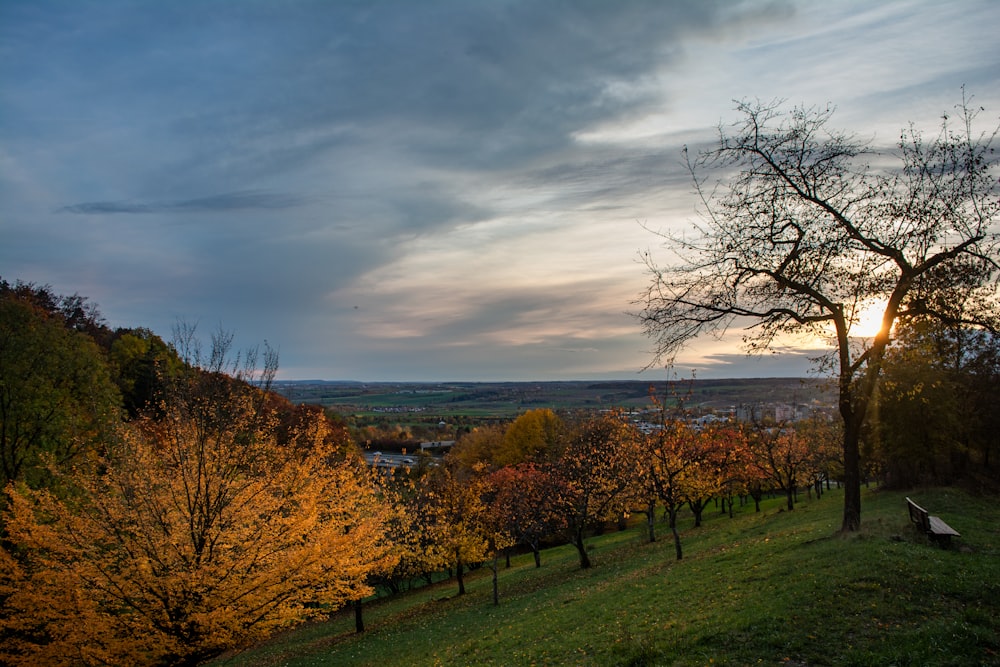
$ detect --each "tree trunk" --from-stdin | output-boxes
[841,322,892,531]
[574,529,591,569]
[456,554,466,595]
[532,545,541,568]
[688,499,706,527]
[841,418,862,531]
[668,507,682,561]
[645,499,657,543]
[750,487,762,512]
[354,598,364,633]
[491,552,500,606]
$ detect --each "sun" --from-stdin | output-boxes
[849,299,888,338]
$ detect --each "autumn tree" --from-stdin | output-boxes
[271,396,359,462]
[795,415,842,497]
[645,421,690,560]
[377,474,450,594]
[745,420,815,511]
[493,408,565,467]
[347,473,419,633]
[639,96,1000,530]
[0,336,393,666]
[702,425,751,519]
[0,279,111,345]
[645,420,720,561]
[417,464,489,596]
[552,411,642,569]
[447,423,505,474]
[676,425,748,527]
[629,380,683,546]
[487,464,566,568]
[628,445,661,545]
[739,437,772,513]
[474,471,517,606]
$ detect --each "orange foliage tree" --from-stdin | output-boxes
[746,420,816,511]
[645,420,713,561]
[553,411,642,569]
[679,432,723,529]
[795,415,843,498]
[1,380,392,666]
[701,425,752,519]
[730,424,771,512]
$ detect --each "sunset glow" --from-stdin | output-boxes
[848,300,890,339]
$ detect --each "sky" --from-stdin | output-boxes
[2,0,998,382]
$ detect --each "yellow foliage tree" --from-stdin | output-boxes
[1,393,393,666]
[447,423,505,474]
[493,408,564,467]
[419,465,489,596]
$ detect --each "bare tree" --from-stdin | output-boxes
[638,95,999,531]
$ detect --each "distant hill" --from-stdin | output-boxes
[271,377,836,417]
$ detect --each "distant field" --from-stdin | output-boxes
[212,485,999,666]
[272,378,836,418]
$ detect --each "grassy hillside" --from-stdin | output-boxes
[213,487,999,666]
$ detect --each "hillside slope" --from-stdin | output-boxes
[213,486,998,666]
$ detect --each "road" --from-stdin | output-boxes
[362,452,424,469]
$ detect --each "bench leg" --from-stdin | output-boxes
[929,534,952,549]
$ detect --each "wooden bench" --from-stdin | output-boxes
[906,497,960,547]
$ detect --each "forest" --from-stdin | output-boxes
[1,277,998,665]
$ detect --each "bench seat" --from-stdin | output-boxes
[906,497,960,546]
[926,514,960,537]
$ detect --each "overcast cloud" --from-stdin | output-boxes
[2,0,998,381]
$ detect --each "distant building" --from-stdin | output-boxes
[736,402,799,423]
[774,403,795,422]
[419,440,455,451]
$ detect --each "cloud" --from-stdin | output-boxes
[4,0,999,382]
[58,191,309,215]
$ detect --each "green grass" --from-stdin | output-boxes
[212,487,1000,666]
